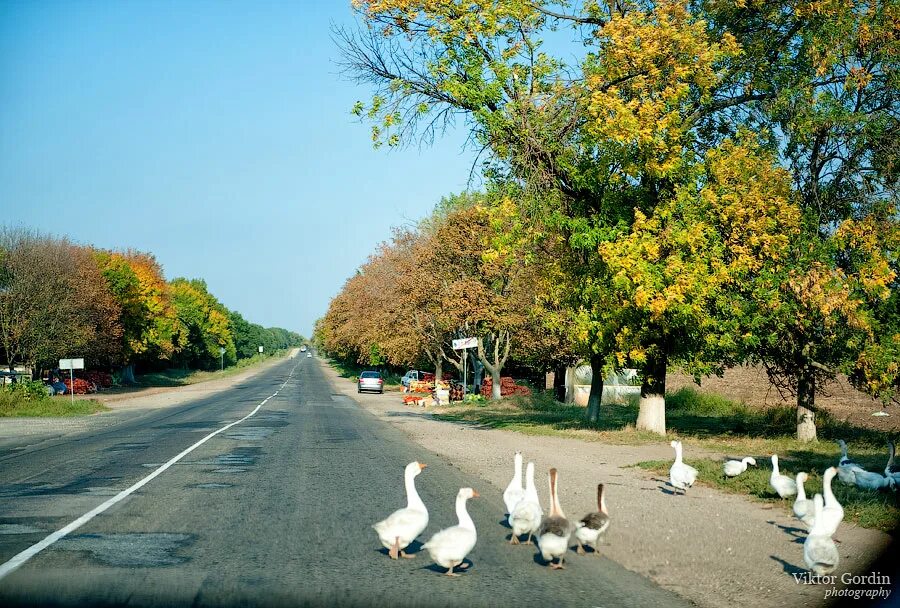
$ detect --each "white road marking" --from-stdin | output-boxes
[0,364,298,581]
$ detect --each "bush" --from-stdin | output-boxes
[1,380,49,401]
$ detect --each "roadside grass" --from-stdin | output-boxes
[327,358,403,388]
[432,386,900,532]
[0,391,108,417]
[633,458,900,532]
[135,351,288,388]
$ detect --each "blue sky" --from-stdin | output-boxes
[0,0,477,337]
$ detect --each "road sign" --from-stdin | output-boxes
[58,358,84,370]
[258,346,264,353]
[219,347,226,355]
[58,358,84,405]
[452,337,477,350]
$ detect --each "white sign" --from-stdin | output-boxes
[59,358,85,370]
[219,347,226,355]
[258,346,264,353]
[452,337,477,350]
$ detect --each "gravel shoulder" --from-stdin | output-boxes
[319,360,894,608]
[0,351,299,451]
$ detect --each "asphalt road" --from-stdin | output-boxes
[0,356,689,608]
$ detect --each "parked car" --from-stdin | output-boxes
[357,371,384,394]
[401,370,428,390]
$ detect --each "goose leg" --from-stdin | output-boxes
[523,533,533,545]
[576,541,586,555]
[399,549,416,558]
[388,537,400,560]
[509,534,520,545]
[550,557,565,570]
[445,563,460,577]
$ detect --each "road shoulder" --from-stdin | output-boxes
[0,351,299,451]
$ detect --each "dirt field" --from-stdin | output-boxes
[667,364,899,433]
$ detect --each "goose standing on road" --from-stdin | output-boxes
[509,461,542,545]
[769,455,797,498]
[537,468,576,569]
[373,461,429,559]
[836,439,865,485]
[503,451,525,515]
[804,494,839,576]
[792,472,815,529]
[575,483,610,556]
[669,441,698,495]
[422,488,479,576]
[723,456,757,478]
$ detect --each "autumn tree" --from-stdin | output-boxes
[169,278,236,370]
[341,0,898,436]
[0,229,123,372]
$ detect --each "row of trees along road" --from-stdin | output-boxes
[0,228,304,381]
[331,0,899,441]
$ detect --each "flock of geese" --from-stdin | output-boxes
[372,453,609,576]
[372,439,899,578]
[676,438,900,578]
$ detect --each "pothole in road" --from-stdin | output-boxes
[53,533,194,567]
[188,482,234,489]
[224,427,274,441]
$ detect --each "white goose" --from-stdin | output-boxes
[769,454,797,498]
[373,461,429,559]
[836,439,865,485]
[792,472,815,529]
[723,456,757,478]
[503,451,526,515]
[537,468,576,569]
[574,483,610,556]
[819,467,844,537]
[804,493,839,576]
[422,487,479,576]
[508,461,542,545]
[669,441,698,495]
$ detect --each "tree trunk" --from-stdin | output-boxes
[476,332,510,401]
[796,368,817,442]
[434,358,443,389]
[553,365,566,402]
[564,366,575,403]
[120,363,136,385]
[636,350,667,435]
[586,354,605,423]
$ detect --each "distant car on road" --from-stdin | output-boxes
[306,352,312,358]
[300,345,307,352]
[357,371,384,394]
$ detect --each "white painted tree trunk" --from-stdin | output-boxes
[636,394,666,435]
[491,369,501,400]
[796,368,817,442]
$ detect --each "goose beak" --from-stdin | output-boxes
[418,462,427,469]
[471,489,480,498]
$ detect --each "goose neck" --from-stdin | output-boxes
[796,476,807,501]
[822,471,837,507]
[525,468,538,502]
[456,495,475,531]
[405,470,425,511]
